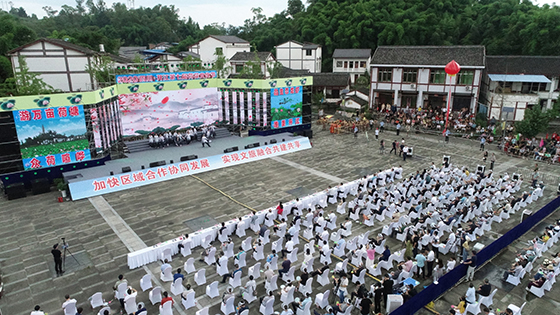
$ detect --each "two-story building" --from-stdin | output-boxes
[7,38,130,92]
[370,46,485,113]
[332,49,371,84]
[229,52,276,79]
[481,56,560,121]
[188,35,251,68]
[275,40,322,73]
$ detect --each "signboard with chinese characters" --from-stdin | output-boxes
[13,105,91,170]
[68,138,312,200]
[116,71,217,84]
[270,86,303,129]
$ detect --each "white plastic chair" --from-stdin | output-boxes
[224,242,234,258]
[161,266,173,282]
[204,247,216,265]
[529,280,546,297]
[201,234,213,249]
[333,241,346,257]
[280,286,295,305]
[236,251,247,268]
[196,307,209,315]
[161,248,172,262]
[97,306,110,315]
[242,237,253,252]
[149,286,162,305]
[299,278,313,296]
[320,249,332,265]
[282,266,296,283]
[181,240,192,257]
[478,288,497,307]
[124,295,137,315]
[63,301,77,315]
[182,290,196,310]
[249,262,262,280]
[195,269,207,286]
[185,258,196,274]
[268,255,278,271]
[507,302,526,315]
[315,289,330,309]
[289,247,299,263]
[217,256,229,276]
[90,292,104,309]
[352,269,366,284]
[221,296,235,315]
[115,282,128,299]
[265,274,278,292]
[260,296,275,315]
[206,281,219,298]
[253,244,265,261]
[140,274,153,291]
[171,277,184,296]
[506,269,526,286]
[229,270,242,288]
[243,286,257,304]
[317,269,330,286]
[297,301,312,315]
[337,304,353,315]
[464,301,481,315]
[160,300,173,315]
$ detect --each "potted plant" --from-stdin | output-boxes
[54,178,68,198]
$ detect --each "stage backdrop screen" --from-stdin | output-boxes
[119,88,220,136]
[270,86,302,129]
[13,105,91,170]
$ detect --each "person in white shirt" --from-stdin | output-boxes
[30,305,45,315]
[426,249,435,278]
[62,295,77,313]
[280,304,294,315]
[282,238,295,258]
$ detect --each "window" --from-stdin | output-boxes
[378,68,392,82]
[215,47,223,55]
[349,61,354,68]
[355,61,359,69]
[402,69,417,83]
[306,49,312,56]
[344,61,348,68]
[457,70,474,85]
[360,61,366,68]
[235,64,244,73]
[336,61,343,68]
[430,70,446,84]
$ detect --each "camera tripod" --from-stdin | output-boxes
[61,237,79,269]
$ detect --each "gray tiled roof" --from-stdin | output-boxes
[230,52,273,61]
[333,49,372,59]
[372,46,485,67]
[209,35,249,44]
[312,73,350,87]
[486,56,560,77]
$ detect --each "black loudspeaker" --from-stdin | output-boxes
[303,129,313,139]
[110,171,114,176]
[6,182,26,200]
[141,165,145,169]
[513,173,520,181]
[244,142,260,149]
[270,139,277,144]
[180,155,198,161]
[170,160,173,164]
[149,161,166,168]
[122,166,131,173]
[223,147,239,153]
[31,178,50,195]
[477,165,485,175]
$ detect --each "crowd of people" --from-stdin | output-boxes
[148,125,216,148]
[502,133,560,164]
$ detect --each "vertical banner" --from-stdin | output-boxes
[232,91,238,124]
[90,107,102,148]
[13,105,91,170]
[240,91,245,124]
[270,86,303,129]
[218,91,223,123]
[263,92,267,127]
[224,90,230,123]
[247,91,253,125]
[255,92,261,126]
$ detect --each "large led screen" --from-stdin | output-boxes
[119,88,220,136]
[14,105,91,170]
[270,86,302,129]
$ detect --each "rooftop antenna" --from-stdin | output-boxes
[127,0,134,9]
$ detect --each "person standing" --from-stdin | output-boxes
[373,284,383,314]
[379,140,385,154]
[382,274,394,307]
[202,135,211,147]
[464,250,478,282]
[490,153,496,170]
[51,244,63,276]
[480,136,486,151]
[375,128,379,140]
[359,293,373,315]
[396,123,401,136]
[445,129,450,143]
[426,248,435,278]
[402,145,408,161]
[380,121,385,132]
[390,140,397,155]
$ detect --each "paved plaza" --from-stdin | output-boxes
[0,123,559,315]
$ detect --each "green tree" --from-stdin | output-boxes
[514,104,555,138]
[13,56,55,95]
[85,55,115,88]
[212,48,231,78]
[287,0,305,17]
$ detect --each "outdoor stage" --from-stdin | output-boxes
[64,133,312,200]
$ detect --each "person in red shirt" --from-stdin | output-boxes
[161,291,173,306]
[276,202,284,216]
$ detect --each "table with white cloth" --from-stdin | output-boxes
[126,168,393,269]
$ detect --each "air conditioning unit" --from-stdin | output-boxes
[465,86,471,91]
[410,84,416,88]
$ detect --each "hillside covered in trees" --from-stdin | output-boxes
[1,0,560,87]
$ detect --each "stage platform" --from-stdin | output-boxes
[65,133,312,200]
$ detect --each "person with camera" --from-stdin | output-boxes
[51,243,64,276]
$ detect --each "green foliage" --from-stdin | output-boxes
[13,56,55,95]
[85,55,115,88]
[212,49,232,79]
[312,92,324,107]
[514,104,553,138]
[21,139,89,159]
[475,113,488,128]
[238,49,265,79]
[267,61,283,79]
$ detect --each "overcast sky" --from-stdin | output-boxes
[5,0,559,27]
